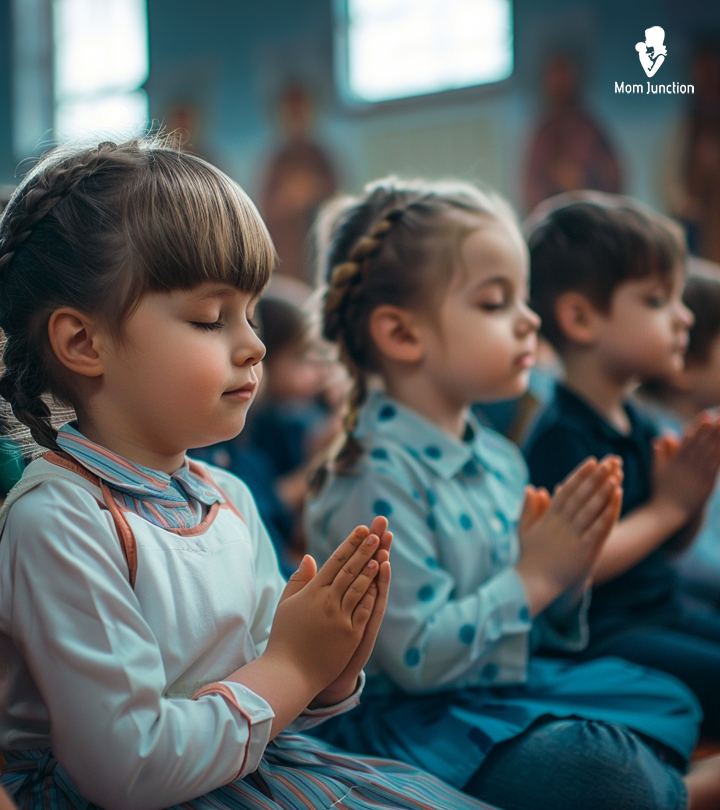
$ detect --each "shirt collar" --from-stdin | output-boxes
[56,422,224,506]
[554,383,643,443]
[356,392,495,480]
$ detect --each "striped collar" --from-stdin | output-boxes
[56,423,224,507]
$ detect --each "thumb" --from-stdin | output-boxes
[279,554,317,603]
[519,486,538,535]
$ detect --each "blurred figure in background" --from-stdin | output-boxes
[261,83,338,283]
[668,46,720,261]
[636,267,720,606]
[524,54,622,212]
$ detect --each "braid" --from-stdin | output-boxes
[316,210,405,481]
[0,141,118,281]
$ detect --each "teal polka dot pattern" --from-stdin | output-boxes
[418,584,435,601]
[405,648,421,666]
[426,489,437,506]
[519,605,530,623]
[373,499,392,516]
[426,513,437,531]
[481,662,499,681]
[462,460,478,476]
[426,556,440,568]
[424,445,442,459]
[459,624,476,644]
[370,447,389,460]
[459,514,473,530]
[378,404,396,420]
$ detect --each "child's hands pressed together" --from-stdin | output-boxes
[267,517,391,697]
[652,413,720,525]
[516,456,623,617]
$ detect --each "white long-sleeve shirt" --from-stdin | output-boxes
[0,456,361,810]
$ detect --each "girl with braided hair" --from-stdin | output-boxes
[306,178,720,810]
[0,139,497,810]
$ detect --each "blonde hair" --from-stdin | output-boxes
[312,176,517,487]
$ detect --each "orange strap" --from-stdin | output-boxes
[42,452,245,589]
[44,451,139,587]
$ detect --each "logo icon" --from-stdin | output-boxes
[635,26,667,77]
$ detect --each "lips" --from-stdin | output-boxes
[222,382,256,400]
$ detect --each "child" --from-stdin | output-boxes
[0,139,494,810]
[636,271,720,604]
[305,178,719,810]
[523,199,720,736]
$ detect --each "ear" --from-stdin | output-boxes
[47,308,105,378]
[554,291,600,347]
[368,305,424,364]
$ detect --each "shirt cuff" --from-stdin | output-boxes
[287,671,366,732]
[535,585,591,652]
[191,680,274,778]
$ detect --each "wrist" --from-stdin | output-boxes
[649,494,693,533]
[515,565,564,617]
[309,676,360,709]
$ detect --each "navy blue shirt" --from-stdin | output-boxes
[523,383,678,639]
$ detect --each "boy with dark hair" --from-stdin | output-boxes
[523,198,720,735]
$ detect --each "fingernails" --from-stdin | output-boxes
[366,559,378,570]
[366,533,378,545]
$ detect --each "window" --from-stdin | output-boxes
[53,0,149,141]
[337,0,513,104]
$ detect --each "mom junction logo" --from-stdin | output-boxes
[615,26,695,95]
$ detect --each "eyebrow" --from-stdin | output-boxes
[468,275,513,293]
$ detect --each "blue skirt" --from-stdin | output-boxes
[0,734,498,810]
[310,656,702,789]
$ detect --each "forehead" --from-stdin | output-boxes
[453,217,528,289]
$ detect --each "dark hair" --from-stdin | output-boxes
[257,296,307,363]
[528,200,685,351]
[0,138,275,452]
[312,176,518,485]
[683,273,720,365]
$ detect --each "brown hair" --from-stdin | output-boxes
[312,176,518,487]
[528,199,686,352]
[0,137,275,452]
[683,273,720,366]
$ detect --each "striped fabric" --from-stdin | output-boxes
[1,737,500,810]
[57,422,224,530]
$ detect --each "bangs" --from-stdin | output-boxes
[122,148,275,305]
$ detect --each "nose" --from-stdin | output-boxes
[233,324,266,367]
[676,300,694,331]
[517,301,541,335]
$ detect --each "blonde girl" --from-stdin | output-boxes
[0,140,495,810]
[306,179,720,810]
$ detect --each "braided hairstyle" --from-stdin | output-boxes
[311,176,517,488]
[0,138,274,454]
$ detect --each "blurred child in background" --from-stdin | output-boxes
[636,270,720,606]
[524,198,720,736]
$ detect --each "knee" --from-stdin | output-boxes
[469,720,686,810]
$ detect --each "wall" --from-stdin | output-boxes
[1,0,719,209]
[146,0,720,213]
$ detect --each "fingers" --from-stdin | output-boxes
[315,524,372,587]
[341,555,380,614]
[279,555,317,603]
[552,456,620,518]
[579,486,622,554]
[551,457,598,511]
[571,473,623,536]
[519,485,539,535]
[330,529,382,598]
[353,559,391,635]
